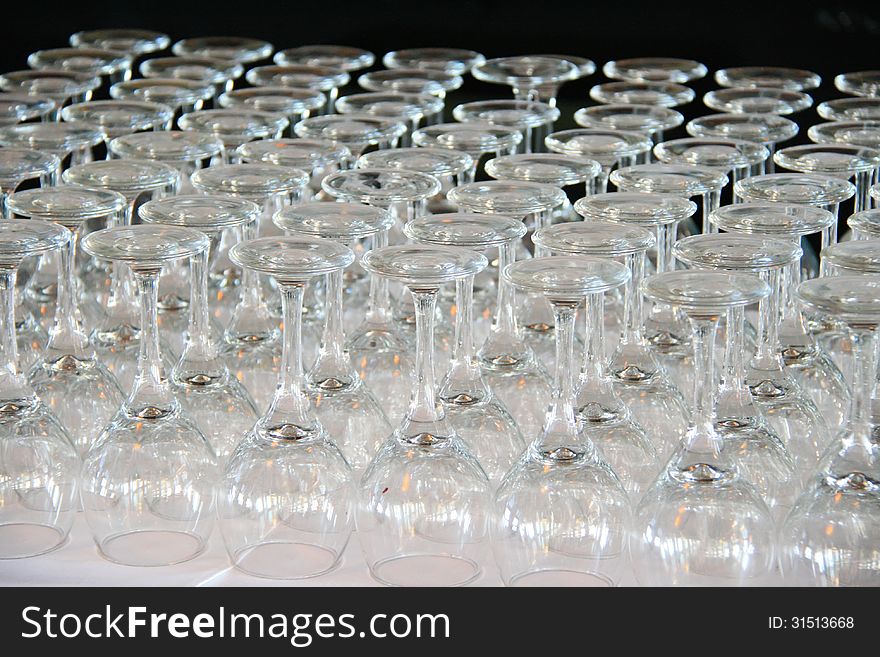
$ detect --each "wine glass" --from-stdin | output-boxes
[61,100,174,145]
[110,78,215,117]
[834,71,880,97]
[191,163,310,410]
[28,47,133,85]
[653,138,769,202]
[70,28,170,56]
[80,224,216,566]
[140,56,244,101]
[544,128,652,193]
[471,56,580,107]
[321,168,446,366]
[533,222,662,498]
[218,235,355,579]
[108,130,224,195]
[485,153,601,208]
[715,66,821,91]
[139,194,260,462]
[0,92,56,126]
[384,48,485,75]
[273,201,395,472]
[62,159,181,390]
[412,122,522,183]
[447,181,561,437]
[246,64,349,113]
[452,100,560,153]
[293,115,406,159]
[817,98,880,122]
[781,275,880,586]
[590,81,695,108]
[357,244,492,586]
[493,255,631,586]
[275,45,375,72]
[10,186,127,457]
[673,233,801,517]
[0,148,59,218]
[0,122,105,174]
[704,87,812,115]
[403,213,527,485]
[574,192,694,455]
[356,147,473,214]
[172,36,273,64]
[237,138,351,201]
[632,270,777,586]
[179,109,288,163]
[219,86,326,132]
[687,112,799,173]
[774,143,880,213]
[0,220,78,559]
[0,70,100,120]
[337,92,443,147]
[603,58,707,83]
[710,203,850,433]
[574,104,684,146]
[358,69,463,99]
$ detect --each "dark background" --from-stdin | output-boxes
[6,0,880,132]
[5,0,880,189]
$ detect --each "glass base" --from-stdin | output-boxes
[232,542,342,579]
[370,554,480,587]
[97,530,206,566]
[508,568,615,587]
[0,522,67,559]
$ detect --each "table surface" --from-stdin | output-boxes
[0,515,660,587]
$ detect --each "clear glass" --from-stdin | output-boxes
[632,270,777,586]
[219,236,355,579]
[26,207,124,458]
[357,245,491,587]
[782,276,880,586]
[0,221,78,560]
[80,225,216,567]
[493,256,631,586]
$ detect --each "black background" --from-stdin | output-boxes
[6,0,880,138]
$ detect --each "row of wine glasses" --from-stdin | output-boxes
[1,31,879,586]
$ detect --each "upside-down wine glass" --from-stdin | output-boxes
[403,213,526,485]
[781,275,880,586]
[632,270,777,586]
[139,194,260,461]
[218,235,356,579]
[0,220,78,559]
[493,255,631,586]
[357,244,492,587]
[273,201,394,473]
[80,224,216,566]
[10,187,127,458]
[533,222,661,498]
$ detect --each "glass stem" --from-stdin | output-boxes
[753,268,782,368]
[175,248,223,382]
[622,251,644,342]
[855,171,872,213]
[408,288,443,424]
[364,230,392,326]
[687,313,722,452]
[262,282,315,434]
[701,190,720,234]
[309,268,354,386]
[45,227,91,359]
[493,241,518,338]
[534,299,581,454]
[440,274,487,402]
[0,267,32,401]
[127,269,175,415]
[848,329,876,444]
